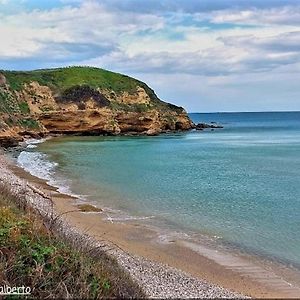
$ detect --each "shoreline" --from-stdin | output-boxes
[0,149,243,299]
[2,148,300,298]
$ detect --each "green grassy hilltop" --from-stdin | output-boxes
[3,66,148,94]
[0,66,192,146]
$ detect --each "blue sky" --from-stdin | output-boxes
[0,0,300,112]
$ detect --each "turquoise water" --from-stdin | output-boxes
[19,112,300,268]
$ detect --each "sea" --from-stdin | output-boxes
[17,111,300,271]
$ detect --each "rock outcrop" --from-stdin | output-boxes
[195,123,223,130]
[0,67,193,146]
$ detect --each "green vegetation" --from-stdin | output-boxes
[0,90,20,114]
[0,89,33,134]
[0,66,187,138]
[18,118,40,129]
[1,66,185,113]
[18,102,30,114]
[0,114,39,130]
[0,184,144,299]
[2,66,150,95]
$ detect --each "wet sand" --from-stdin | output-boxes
[3,152,300,298]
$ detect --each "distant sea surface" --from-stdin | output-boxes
[18,112,300,269]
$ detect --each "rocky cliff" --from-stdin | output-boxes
[0,67,193,146]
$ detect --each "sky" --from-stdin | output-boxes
[0,0,300,112]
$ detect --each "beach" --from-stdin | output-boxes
[1,148,300,298]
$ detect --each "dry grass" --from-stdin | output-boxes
[0,184,144,299]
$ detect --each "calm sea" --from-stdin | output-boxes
[18,112,300,269]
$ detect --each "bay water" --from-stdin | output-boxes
[18,112,300,269]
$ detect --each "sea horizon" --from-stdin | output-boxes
[189,110,300,113]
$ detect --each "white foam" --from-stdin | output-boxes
[18,151,58,182]
[17,150,79,198]
[108,215,155,221]
[26,144,37,149]
[25,138,48,145]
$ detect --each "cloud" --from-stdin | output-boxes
[220,31,300,51]
[1,0,300,111]
[0,1,164,64]
[73,0,300,14]
[2,1,300,77]
[87,49,237,76]
[85,41,300,77]
[212,30,300,73]
[1,1,300,77]
[209,5,300,26]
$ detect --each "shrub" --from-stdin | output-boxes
[0,185,144,299]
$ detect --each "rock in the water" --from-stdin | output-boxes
[195,123,223,130]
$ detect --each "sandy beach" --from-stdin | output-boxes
[1,150,300,298]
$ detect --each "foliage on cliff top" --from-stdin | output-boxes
[1,66,184,112]
[2,67,137,93]
[0,184,144,299]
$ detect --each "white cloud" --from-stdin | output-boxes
[0,1,164,61]
[209,5,300,26]
[1,1,300,75]
[0,0,300,110]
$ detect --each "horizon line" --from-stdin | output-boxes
[188,110,300,114]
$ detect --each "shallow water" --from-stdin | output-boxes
[18,111,300,269]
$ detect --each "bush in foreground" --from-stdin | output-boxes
[0,185,144,299]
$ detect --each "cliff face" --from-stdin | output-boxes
[0,67,193,146]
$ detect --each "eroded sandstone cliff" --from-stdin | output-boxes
[0,67,193,146]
